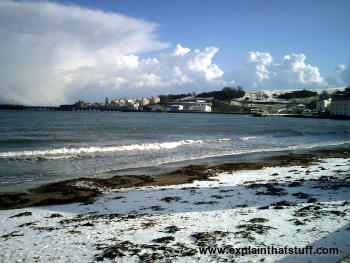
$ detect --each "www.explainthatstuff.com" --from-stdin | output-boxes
[198,245,339,256]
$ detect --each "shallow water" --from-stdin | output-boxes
[1,110,349,191]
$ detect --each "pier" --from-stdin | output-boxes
[0,104,101,111]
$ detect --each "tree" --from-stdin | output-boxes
[277,89,317,100]
[308,99,317,110]
[222,87,233,92]
[332,90,341,95]
[196,86,245,100]
[318,91,329,101]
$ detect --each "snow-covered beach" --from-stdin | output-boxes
[1,154,349,263]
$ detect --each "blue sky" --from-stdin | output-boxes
[56,0,350,77]
[1,0,350,105]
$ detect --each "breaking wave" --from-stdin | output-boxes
[239,136,257,141]
[101,140,350,173]
[0,138,238,158]
[2,136,347,161]
[155,140,350,165]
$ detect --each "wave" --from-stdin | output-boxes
[102,140,350,173]
[157,140,350,165]
[0,138,238,158]
[239,136,257,141]
[3,136,346,160]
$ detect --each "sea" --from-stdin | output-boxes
[1,110,349,192]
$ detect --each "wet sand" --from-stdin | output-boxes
[1,147,349,210]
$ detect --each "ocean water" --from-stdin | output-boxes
[0,110,349,192]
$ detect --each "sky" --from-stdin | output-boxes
[0,0,350,105]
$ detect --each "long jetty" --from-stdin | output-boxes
[0,104,104,111]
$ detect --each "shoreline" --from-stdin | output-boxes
[0,147,349,262]
[1,147,349,210]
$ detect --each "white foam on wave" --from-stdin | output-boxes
[0,138,236,158]
[240,136,257,141]
[3,137,347,160]
[101,140,350,173]
[172,140,350,163]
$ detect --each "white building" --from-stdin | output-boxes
[137,98,150,106]
[148,96,160,104]
[167,101,212,112]
[170,105,183,111]
[316,99,331,113]
[127,103,140,110]
[110,100,124,108]
[190,105,212,112]
[331,94,350,116]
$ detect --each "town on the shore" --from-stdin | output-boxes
[1,86,350,118]
[67,86,350,117]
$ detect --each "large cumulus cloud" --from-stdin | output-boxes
[0,0,168,105]
[223,52,327,90]
[0,1,338,105]
[68,43,225,101]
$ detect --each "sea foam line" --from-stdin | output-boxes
[0,138,236,158]
[150,141,350,166]
[102,140,350,173]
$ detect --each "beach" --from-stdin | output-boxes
[1,0,350,262]
[1,148,349,262]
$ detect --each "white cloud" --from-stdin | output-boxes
[0,0,168,105]
[223,52,327,90]
[116,55,139,69]
[0,1,340,105]
[277,54,324,85]
[89,44,223,97]
[336,64,350,85]
[187,47,223,80]
[172,44,190,56]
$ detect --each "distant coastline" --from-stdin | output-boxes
[1,105,350,120]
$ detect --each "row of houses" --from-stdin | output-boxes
[276,96,350,116]
[105,96,160,109]
[230,91,350,116]
[104,96,212,112]
[140,101,212,112]
[74,88,349,115]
